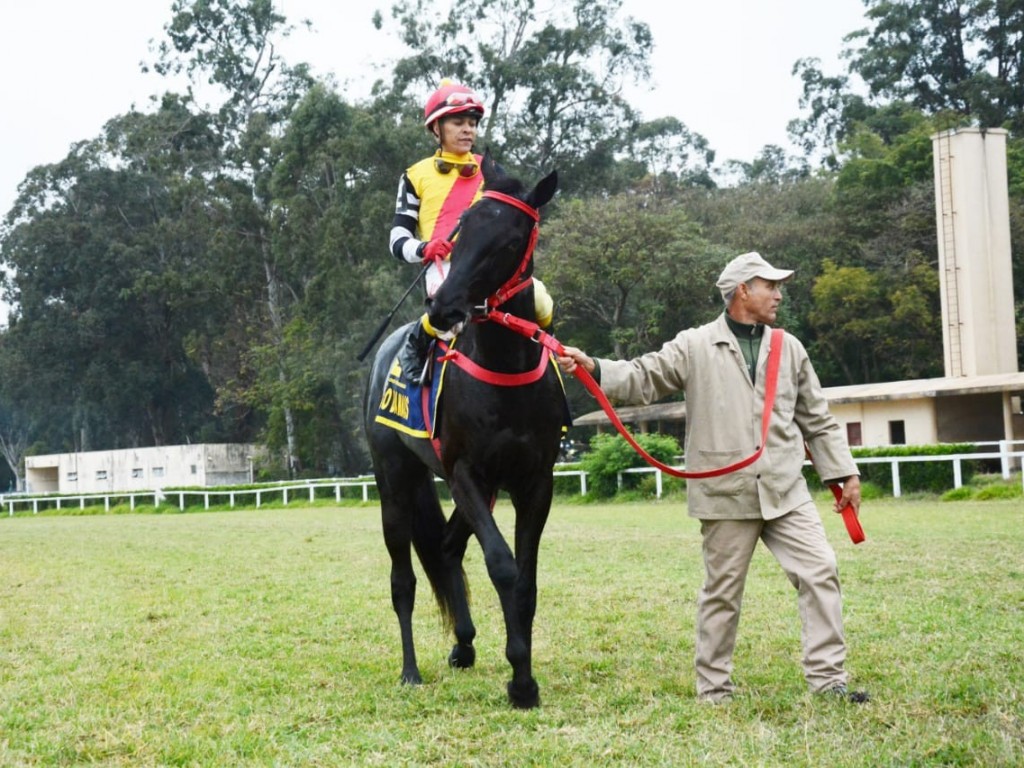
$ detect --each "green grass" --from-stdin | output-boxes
[1,498,1022,766]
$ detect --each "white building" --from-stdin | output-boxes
[24,443,259,495]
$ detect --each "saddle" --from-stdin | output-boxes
[373,351,442,440]
[374,339,573,443]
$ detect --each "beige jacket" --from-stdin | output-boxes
[598,314,858,520]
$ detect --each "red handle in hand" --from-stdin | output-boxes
[827,483,865,544]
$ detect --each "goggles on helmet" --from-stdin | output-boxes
[442,92,480,109]
[424,81,486,126]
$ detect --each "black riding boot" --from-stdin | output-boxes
[397,323,435,386]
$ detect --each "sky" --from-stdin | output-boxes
[0,0,870,218]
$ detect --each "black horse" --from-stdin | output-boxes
[363,156,562,708]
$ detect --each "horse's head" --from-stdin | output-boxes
[427,152,558,333]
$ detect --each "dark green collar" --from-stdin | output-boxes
[724,312,763,382]
[724,312,764,338]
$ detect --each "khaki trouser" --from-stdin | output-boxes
[695,502,847,699]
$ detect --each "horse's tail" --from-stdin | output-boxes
[411,482,469,633]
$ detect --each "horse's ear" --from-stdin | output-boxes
[528,169,558,209]
[480,148,501,182]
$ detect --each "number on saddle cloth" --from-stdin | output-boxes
[373,352,442,439]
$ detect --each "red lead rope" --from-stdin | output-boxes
[476,315,783,479]
[811,448,865,544]
[569,329,784,479]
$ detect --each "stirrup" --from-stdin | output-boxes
[398,332,433,386]
[415,340,436,387]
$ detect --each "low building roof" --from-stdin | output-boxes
[572,372,1024,426]
[573,400,686,427]
[823,371,1024,403]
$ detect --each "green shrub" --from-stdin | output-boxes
[941,486,974,502]
[580,433,682,499]
[859,481,885,500]
[974,483,1022,500]
[553,464,586,496]
[939,472,1022,501]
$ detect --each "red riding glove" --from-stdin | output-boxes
[420,238,454,264]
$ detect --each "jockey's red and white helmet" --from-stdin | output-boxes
[423,79,485,128]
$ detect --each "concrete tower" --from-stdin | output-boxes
[931,127,1019,377]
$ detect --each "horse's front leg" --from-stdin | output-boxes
[505,476,555,705]
[442,508,477,670]
[449,463,539,709]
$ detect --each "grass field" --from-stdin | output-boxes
[1,497,1022,767]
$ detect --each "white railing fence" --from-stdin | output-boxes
[3,479,382,517]
[613,441,1024,499]
[3,442,1022,515]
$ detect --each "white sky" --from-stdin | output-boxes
[0,0,869,217]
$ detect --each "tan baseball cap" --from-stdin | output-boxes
[715,251,794,300]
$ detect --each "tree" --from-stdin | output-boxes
[831,111,936,240]
[808,259,942,384]
[722,144,811,187]
[788,57,873,168]
[844,0,1024,132]
[791,0,1024,161]
[677,175,850,343]
[0,99,244,452]
[374,0,712,195]
[850,1,978,116]
[260,84,427,474]
[0,407,27,491]
[538,192,718,361]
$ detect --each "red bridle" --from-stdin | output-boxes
[479,191,540,310]
[437,190,550,387]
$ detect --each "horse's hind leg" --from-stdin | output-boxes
[442,509,477,670]
[381,488,423,686]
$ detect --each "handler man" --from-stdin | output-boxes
[557,251,869,704]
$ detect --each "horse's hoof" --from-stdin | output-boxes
[507,679,540,709]
[448,644,476,669]
[400,670,423,686]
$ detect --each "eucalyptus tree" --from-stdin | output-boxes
[0,97,239,451]
[790,0,1024,162]
[0,340,32,489]
[251,84,425,474]
[849,0,1024,131]
[150,0,316,474]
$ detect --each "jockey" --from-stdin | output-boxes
[388,79,554,384]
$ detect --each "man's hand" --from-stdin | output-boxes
[420,238,454,264]
[836,474,861,514]
[556,346,596,374]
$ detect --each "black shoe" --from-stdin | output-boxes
[397,324,434,386]
[820,684,870,703]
